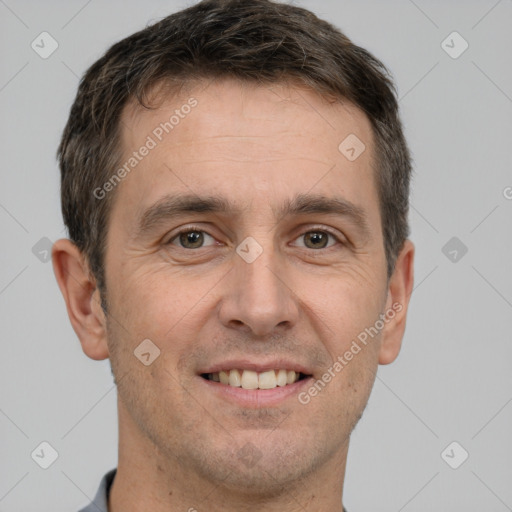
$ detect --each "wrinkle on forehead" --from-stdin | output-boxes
[120,77,368,148]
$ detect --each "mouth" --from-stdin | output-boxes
[200,369,310,390]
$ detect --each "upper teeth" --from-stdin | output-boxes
[208,369,300,389]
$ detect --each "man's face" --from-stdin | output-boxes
[104,79,391,491]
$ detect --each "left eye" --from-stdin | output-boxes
[292,230,338,250]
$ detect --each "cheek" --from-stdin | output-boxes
[305,272,384,406]
[312,272,385,336]
[108,264,199,334]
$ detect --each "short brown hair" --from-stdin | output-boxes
[58,0,412,294]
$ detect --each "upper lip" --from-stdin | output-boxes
[198,359,313,375]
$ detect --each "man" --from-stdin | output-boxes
[52,0,414,510]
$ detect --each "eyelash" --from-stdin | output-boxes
[166,225,344,250]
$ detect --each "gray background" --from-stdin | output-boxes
[1,0,511,510]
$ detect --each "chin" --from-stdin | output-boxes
[189,429,328,495]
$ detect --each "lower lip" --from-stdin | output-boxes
[199,376,313,408]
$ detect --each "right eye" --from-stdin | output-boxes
[167,228,217,249]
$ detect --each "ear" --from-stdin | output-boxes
[52,239,109,360]
[378,239,415,365]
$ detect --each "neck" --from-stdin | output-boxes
[109,399,348,512]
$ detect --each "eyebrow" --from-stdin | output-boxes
[137,194,241,235]
[136,192,371,239]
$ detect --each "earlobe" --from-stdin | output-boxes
[378,239,415,365]
[52,239,110,360]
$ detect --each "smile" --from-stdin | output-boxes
[201,369,309,390]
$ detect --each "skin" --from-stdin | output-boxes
[53,79,414,511]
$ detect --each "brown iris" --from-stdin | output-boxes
[303,231,329,249]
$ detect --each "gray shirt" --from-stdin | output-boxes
[78,468,348,511]
[78,468,115,512]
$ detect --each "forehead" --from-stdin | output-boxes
[115,78,378,227]
[122,78,373,156]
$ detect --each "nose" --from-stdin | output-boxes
[218,244,300,337]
